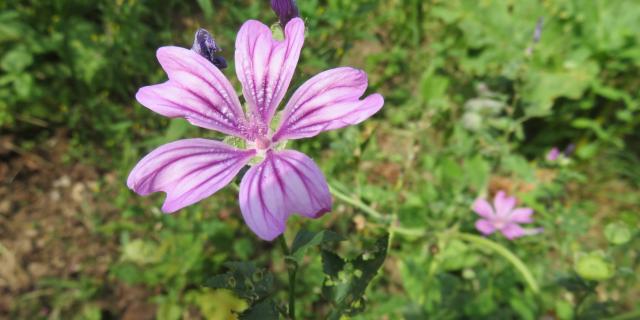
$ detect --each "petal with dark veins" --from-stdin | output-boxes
[127,139,255,213]
[239,150,331,241]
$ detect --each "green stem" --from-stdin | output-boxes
[328,184,387,221]
[390,225,427,237]
[605,309,640,320]
[455,232,539,293]
[328,183,540,294]
[279,236,297,320]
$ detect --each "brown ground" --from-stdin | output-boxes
[0,132,154,319]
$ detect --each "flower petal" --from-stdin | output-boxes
[239,150,331,241]
[509,208,534,223]
[127,139,255,213]
[235,18,305,127]
[501,223,525,240]
[136,46,247,138]
[475,219,496,236]
[493,190,516,217]
[272,67,384,142]
[472,198,494,219]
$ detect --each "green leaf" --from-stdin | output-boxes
[121,239,161,265]
[322,234,389,319]
[204,262,274,303]
[321,250,346,278]
[575,252,615,281]
[185,288,248,319]
[522,60,599,117]
[1,45,33,72]
[604,222,632,245]
[0,11,27,42]
[464,155,490,191]
[290,230,344,263]
[555,300,575,320]
[239,299,279,320]
[509,295,535,320]
[439,239,480,271]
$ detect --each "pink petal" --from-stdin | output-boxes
[127,139,255,213]
[493,190,517,217]
[239,150,331,241]
[136,47,248,138]
[509,208,534,223]
[500,223,526,240]
[472,198,494,219]
[235,18,305,127]
[272,67,384,142]
[546,147,560,161]
[475,219,496,236]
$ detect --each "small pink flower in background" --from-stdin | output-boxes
[546,147,560,161]
[127,18,384,241]
[473,191,543,240]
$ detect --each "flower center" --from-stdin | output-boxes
[254,136,271,150]
[493,216,511,230]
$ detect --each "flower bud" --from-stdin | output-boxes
[191,28,227,69]
[270,0,300,28]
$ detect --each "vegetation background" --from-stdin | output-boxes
[1,0,638,319]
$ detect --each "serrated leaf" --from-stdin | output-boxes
[323,234,389,319]
[321,250,345,278]
[239,299,280,320]
[204,261,274,303]
[290,230,344,263]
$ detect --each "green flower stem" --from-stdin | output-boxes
[279,236,298,320]
[605,309,640,320]
[454,232,540,293]
[328,184,387,221]
[328,184,540,294]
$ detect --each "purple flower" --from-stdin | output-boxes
[472,191,543,240]
[563,143,575,157]
[271,0,300,28]
[533,17,544,44]
[127,18,384,241]
[546,147,560,161]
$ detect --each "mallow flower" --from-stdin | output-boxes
[472,191,543,240]
[127,18,384,241]
[546,147,560,161]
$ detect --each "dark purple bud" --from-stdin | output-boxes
[563,143,575,156]
[191,28,227,69]
[533,17,544,43]
[271,0,300,28]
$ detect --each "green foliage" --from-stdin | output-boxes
[322,234,389,319]
[575,251,615,281]
[4,0,639,319]
[604,222,632,245]
[205,262,275,303]
[205,262,278,319]
[290,230,344,263]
